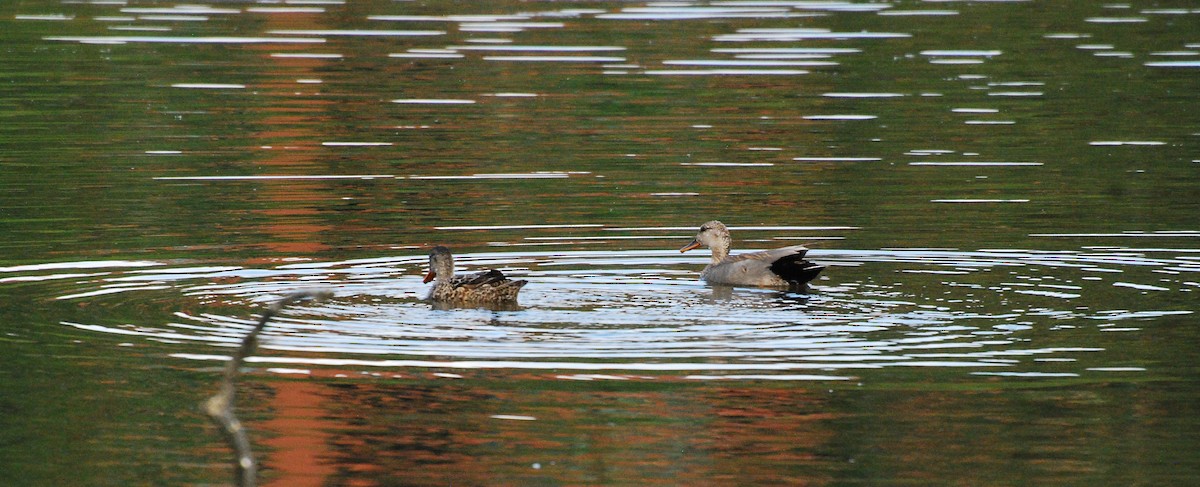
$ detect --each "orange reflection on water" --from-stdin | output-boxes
[228,9,353,256]
[250,372,838,486]
[259,380,337,487]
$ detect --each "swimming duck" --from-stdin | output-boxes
[423,246,527,307]
[679,220,824,289]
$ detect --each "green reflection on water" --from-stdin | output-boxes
[0,301,228,484]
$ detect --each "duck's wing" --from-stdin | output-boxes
[449,269,527,298]
[491,278,528,300]
[433,269,526,306]
[704,245,822,287]
[451,269,509,288]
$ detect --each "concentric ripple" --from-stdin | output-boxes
[36,248,1194,379]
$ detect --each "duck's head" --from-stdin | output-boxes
[424,246,454,283]
[680,220,730,253]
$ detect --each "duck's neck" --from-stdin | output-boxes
[709,239,730,263]
[435,260,456,284]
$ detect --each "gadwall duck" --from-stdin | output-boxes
[679,221,824,289]
[423,246,527,307]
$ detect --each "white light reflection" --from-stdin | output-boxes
[664,59,836,67]
[803,114,877,120]
[1145,61,1200,68]
[267,29,444,36]
[484,56,625,62]
[391,98,476,104]
[793,157,882,162]
[171,83,246,89]
[645,69,808,75]
[909,162,1041,166]
[16,14,75,21]
[930,199,1030,203]
[46,36,326,44]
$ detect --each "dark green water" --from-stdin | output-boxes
[2,1,1198,485]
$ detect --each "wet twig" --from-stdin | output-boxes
[203,290,333,487]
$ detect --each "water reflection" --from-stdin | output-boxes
[259,378,847,486]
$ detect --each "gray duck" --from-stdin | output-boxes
[679,221,824,289]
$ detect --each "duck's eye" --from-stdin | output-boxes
[700,225,709,231]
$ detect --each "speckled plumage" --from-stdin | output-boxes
[679,220,824,289]
[424,246,527,308]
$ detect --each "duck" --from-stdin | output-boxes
[679,220,824,289]
[423,246,527,307]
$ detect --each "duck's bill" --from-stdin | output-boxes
[423,271,436,283]
[679,240,702,253]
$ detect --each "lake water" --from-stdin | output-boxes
[2,0,1198,485]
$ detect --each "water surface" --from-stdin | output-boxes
[2,1,1198,485]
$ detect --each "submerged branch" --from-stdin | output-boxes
[203,290,333,487]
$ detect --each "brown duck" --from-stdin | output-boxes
[423,246,527,307]
[679,220,824,289]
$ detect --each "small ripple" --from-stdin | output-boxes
[247,7,325,14]
[921,50,1003,57]
[267,29,444,36]
[645,69,809,76]
[16,14,75,21]
[45,35,325,44]
[803,114,877,120]
[391,98,475,104]
[485,55,625,62]
[665,59,835,67]
[171,83,245,89]
[271,53,343,59]
[1145,60,1200,68]
[822,92,904,98]
[597,7,807,21]
[987,91,1044,97]
[1084,17,1148,23]
[714,30,910,41]
[794,157,882,162]
[910,161,1040,166]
